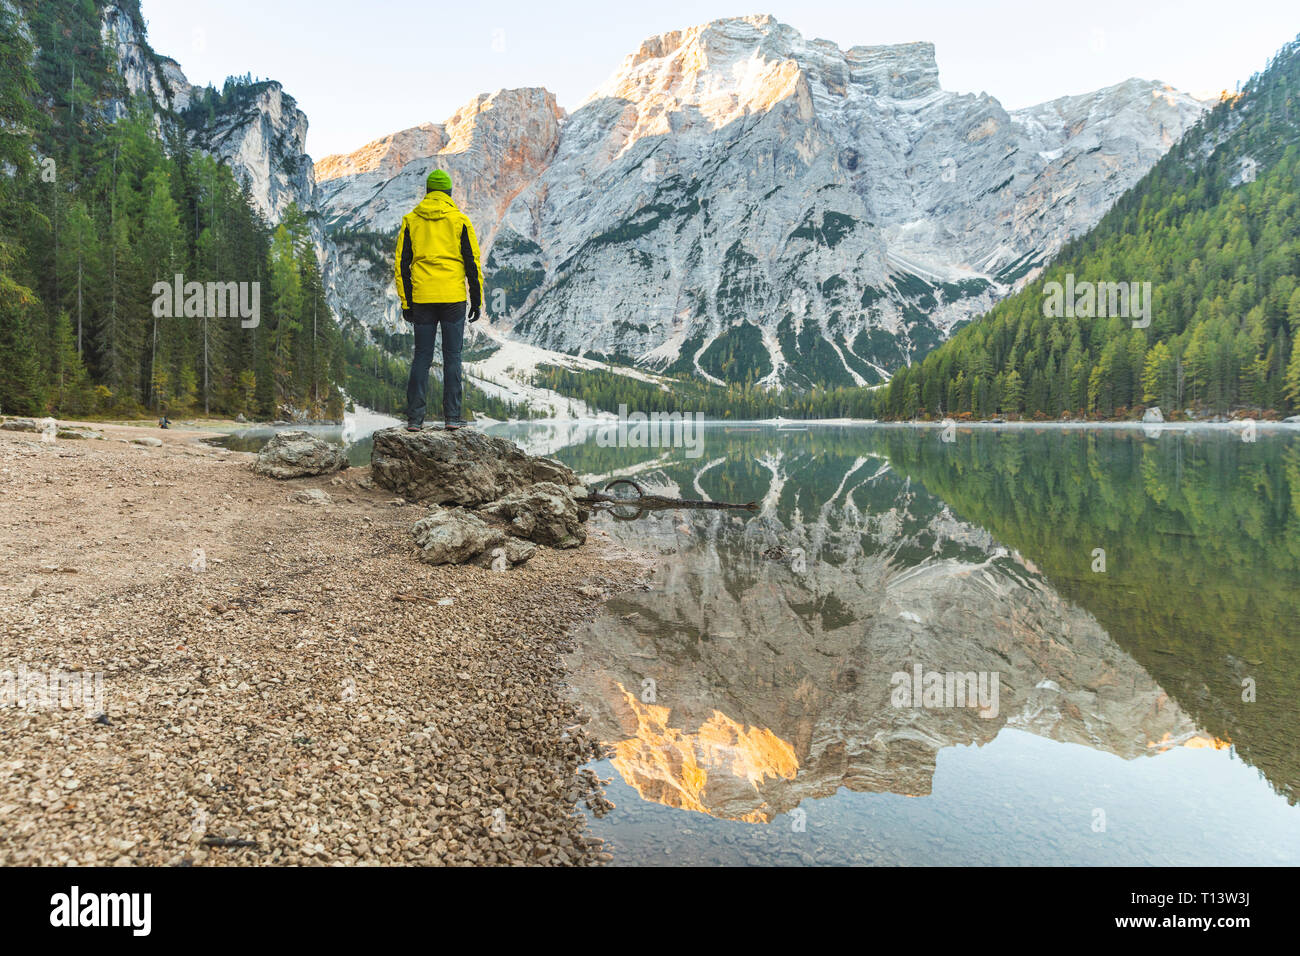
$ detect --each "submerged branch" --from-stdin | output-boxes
[579,478,758,516]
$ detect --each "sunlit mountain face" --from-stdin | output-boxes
[607,685,800,824]
[487,422,1300,865]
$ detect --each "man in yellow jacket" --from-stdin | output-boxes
[394,168,485,431]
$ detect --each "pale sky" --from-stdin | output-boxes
[137,0,1298,159]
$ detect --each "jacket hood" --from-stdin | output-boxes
[413,191,458,221]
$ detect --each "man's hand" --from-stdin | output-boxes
[467,304,481,323]
[402,307,412,323]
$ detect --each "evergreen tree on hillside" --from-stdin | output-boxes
[140,167,184,409]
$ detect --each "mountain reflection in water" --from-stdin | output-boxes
[487,423,1300,865]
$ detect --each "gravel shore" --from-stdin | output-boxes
[0,423,646,865]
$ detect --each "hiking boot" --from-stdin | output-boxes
[445,420,470,431]
[405,422,423,433]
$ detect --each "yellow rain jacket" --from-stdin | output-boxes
[393,192,484,311]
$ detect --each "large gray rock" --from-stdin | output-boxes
[380,428,591,564]
[1142,407,1164,423]
[252,430,348,479]
[370,427,578,505]
[478,481,587,549]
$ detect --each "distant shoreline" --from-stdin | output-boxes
[491,416,1300,430]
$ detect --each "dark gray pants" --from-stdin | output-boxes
[405,302,465,425]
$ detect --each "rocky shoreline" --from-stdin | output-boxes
[0,421,648,865]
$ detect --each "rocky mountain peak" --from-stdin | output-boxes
[598,15,942,117]
[442,87,566,158]
[191,79,316,226]
[621,14,788,69]
[315,123,448,182]
[315,87,563,239]
[587,15,807,137]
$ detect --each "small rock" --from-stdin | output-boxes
[289,488,332,505]
[253,431,348,479]
[504,538,537,565]
[411,508,505,565]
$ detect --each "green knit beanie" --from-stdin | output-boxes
[426,168,452,193]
